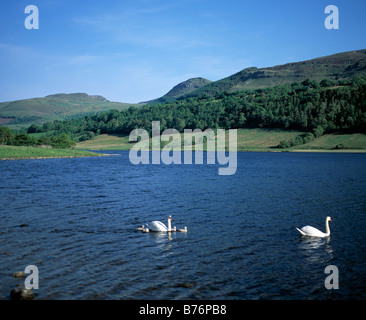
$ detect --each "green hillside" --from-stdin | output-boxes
[181,49,366,98]
[0,93,135,130]
[75,130,366,152]
[2,48,366,140]
[22,76,365,148]
[143,77,212,104]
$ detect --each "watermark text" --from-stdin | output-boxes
[129,121,237,175]
[24,5,39,30]
[324,5,339,30]
[24,265,39,289]
[324,265,339,290]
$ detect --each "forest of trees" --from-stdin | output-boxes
[21,77,366,148]
[0,126,76,149]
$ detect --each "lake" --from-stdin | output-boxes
[0,151,365,300]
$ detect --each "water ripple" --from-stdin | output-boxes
[0,152,365,299]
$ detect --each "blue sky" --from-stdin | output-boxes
[0,0,365,103]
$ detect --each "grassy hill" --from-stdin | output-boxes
[0,93,135,130]
[76,129,366,152]
[76,130,301,151]
[76,133,132,150]
[181,49,366,98]
[288,132,366,151]
[0,145,100,160]
[143,77,212,104]
[2,49,366,128]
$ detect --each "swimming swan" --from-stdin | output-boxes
[178,226,188,233]
[149,215,174,232]
[296,216,332,238]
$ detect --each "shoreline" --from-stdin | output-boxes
[1,155,97,161]
[0,152,121,161]
[286,149,366,153]
[1,148,365,161]
[0,145,116,161]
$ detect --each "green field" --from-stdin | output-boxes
[76,129,366,152]
[289,133,366,151]
[76,134,133,150]
[236,128,305,151]
[0,145,100,160]
[1,129,365,160]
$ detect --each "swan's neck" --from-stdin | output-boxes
[325,219,330,235]
[168,219,171,231]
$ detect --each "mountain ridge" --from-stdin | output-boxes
[178,49,366,99]
[141,77,212,104]
[0,93,134,129]
[1,49,366,129]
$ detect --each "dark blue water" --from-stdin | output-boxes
[0,151,365,300]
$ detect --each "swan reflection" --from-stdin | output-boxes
[298,236,334,265]
[150,231,173,242]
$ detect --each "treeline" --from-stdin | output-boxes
[0,127,76,149]
[26,78,366,145]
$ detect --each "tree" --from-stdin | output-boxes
[0,127,14,145]
[174,118,186,132]
[293,135,304,146]
[278,140,291,149]
[42,122,55,132]
[38,135,52,146]
[12,134,38,146]
[27,124,42,133]
[320,79,336,87]
[50,133,76,149]
[302,79,320,89]
[312,125,324,138]
[238,113,247,127]
[302,132,315,144]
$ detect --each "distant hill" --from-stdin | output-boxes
[0,93,134,129]
[142,77,212,104]
[180,49,366,98]
[2,49,366,129]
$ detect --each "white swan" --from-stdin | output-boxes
[137,225,150,232]
[149,215,174,232]
[296,216,332,238]
[178,226,187,233]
